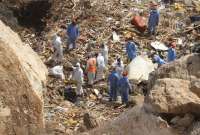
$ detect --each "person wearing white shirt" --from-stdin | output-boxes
[72,63,84,96]
[52,34,63,63]
[100,43,108,66]
[96,53,106,81]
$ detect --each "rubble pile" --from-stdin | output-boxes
[1,0,200,134]
[20,0,200,134]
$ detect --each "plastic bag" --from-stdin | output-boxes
[49,65,65,80]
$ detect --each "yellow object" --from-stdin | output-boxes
[174,3,184,11]
[124,31,133,39]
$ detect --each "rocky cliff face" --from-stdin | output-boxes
[0,20,47,135]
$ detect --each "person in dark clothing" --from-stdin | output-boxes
[148,1,160,35]
[118,71,132,105]
[108,67,120,101]
[67,17,80,49]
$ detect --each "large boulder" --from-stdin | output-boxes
[148,54,200,88]
[145,78,200,114]
[145,54,200,115]
[82,106,177,135]
[0,20,47,135]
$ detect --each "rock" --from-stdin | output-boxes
[148,54,200,90]
[177,114,194,128]
[188,121,200,135]
[45,121,65,134]
[0,20,47,135]
[171,114,194,128]
[83,113,98,130]
[146,54,200,115]
[145,78,200,114]
[129,95,144,106]
[83,106,176,135]
[190,79,200,97]
[171,116,181,125]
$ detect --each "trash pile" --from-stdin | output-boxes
[9,0,200,134]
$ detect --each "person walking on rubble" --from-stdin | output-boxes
[118,71,132,106]
[67,17,80,49]
[86,54,97,85]
[72,63,84,96]
[100,43,109,66]
[126,38,137,62]
[168,42,176,62]
[96,53,106,82]
[148,1,160,36]
[52,33,63,63]
[108,66,120,101]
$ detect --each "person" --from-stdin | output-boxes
[86,54,97,85]
[108,67,120,101]
[72,63,84,96]
[126,40,137,61]
[153,54,166,67]
[96,53,105,81]
[148,1,160,35]
[100,43,108,66]
[167,42,176,62]
[112,56,124,78]
[67,17,80,49]
[118,71,132,105]
[116,57,124,78]
[52,33,63,63]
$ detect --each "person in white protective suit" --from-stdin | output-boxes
[100,43,108,66]
[72,63,84,96]
[96,53,106,81]
[112,56,124,78]
[52,33,63,63]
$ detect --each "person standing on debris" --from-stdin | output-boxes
[126,39,137,62]
[168,42,176,62]
[100,43,108,66]
[108,66,120,101]
[72,63,84,96]
[153,54,166,66]
[67,17,80,49]
[115,57,124,78]
[86,54,97,85]
[52,33,63,63]
[148,1,160,35]
[96,53,105,82]
[118,71,132,105]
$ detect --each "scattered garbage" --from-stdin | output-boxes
[112,31,120,42]
[151,41,168,51]
[54,106,69,113]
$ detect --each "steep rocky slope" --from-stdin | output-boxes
[0,20,48,135]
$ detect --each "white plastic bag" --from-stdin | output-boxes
[49,65,65,80]
[127,56,156,83]
[151,41,168,51]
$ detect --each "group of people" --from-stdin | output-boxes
[72,43,109,96]
[50,1,177,106]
